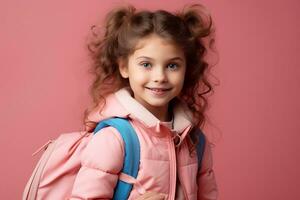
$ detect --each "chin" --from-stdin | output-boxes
[146,99,171,107]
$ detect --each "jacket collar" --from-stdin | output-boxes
[114,87,195,135]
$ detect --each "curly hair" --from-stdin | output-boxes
[83,3,217,142]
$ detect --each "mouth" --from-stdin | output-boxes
[145,87,172,92]
[145,87,172,96]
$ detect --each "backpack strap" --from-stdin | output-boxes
[195,128,206,171]
[94,117,140,200]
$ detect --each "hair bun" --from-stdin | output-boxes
[176,4,213,39]
[105,5,136,36]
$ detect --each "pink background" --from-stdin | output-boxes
[1,0,299,199]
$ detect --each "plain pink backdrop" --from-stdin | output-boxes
[1,0,300,199]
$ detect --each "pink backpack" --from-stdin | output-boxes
[23,130,92,199]
[22,117,146,200]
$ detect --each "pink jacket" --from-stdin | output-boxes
[70,87,218,200]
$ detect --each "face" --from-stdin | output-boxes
[118,34,186,120]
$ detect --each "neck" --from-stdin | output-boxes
[151,103,173,122]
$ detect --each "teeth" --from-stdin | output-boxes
[151,88,164,91]
[146,87,170,92]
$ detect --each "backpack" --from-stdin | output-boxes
[23,117,206,200]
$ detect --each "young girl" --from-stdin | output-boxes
[70,3,218,200]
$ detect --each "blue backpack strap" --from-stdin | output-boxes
[94,117,140,200]
[195,128,206,170]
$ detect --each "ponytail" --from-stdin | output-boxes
[176,4,213,40]
[104,5,135,38]
[175,4,217,136]
[84,5,136,124]
[102,5,136,62]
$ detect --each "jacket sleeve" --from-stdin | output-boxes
[197,135,218,200]
[69,127,125,200]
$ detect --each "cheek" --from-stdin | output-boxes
[178,79,185,92]
[131,73,147,84]
[128,68,148,85]
[171,72,185,85]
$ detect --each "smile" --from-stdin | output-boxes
[145,87,171,96]
[146,87,171,91]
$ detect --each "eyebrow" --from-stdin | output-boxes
[136,56,184,62]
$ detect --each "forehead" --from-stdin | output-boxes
[131,34,185,59]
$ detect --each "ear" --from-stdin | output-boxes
[118,58,129,78]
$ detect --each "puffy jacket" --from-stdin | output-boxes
[69,87,218,200]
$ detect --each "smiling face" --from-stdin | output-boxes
[118,34,186,121]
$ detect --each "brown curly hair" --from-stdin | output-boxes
[83,3,217,140]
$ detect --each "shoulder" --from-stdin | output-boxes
[81,126,125,173]
[92,126,125,152]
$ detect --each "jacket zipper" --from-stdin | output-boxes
[168,135,177,200]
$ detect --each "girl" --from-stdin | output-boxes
[70,3,218,200]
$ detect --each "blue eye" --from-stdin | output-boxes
[167,63,178,70]
[140,62,151,68]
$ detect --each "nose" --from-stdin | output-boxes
[153,67,168,83]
